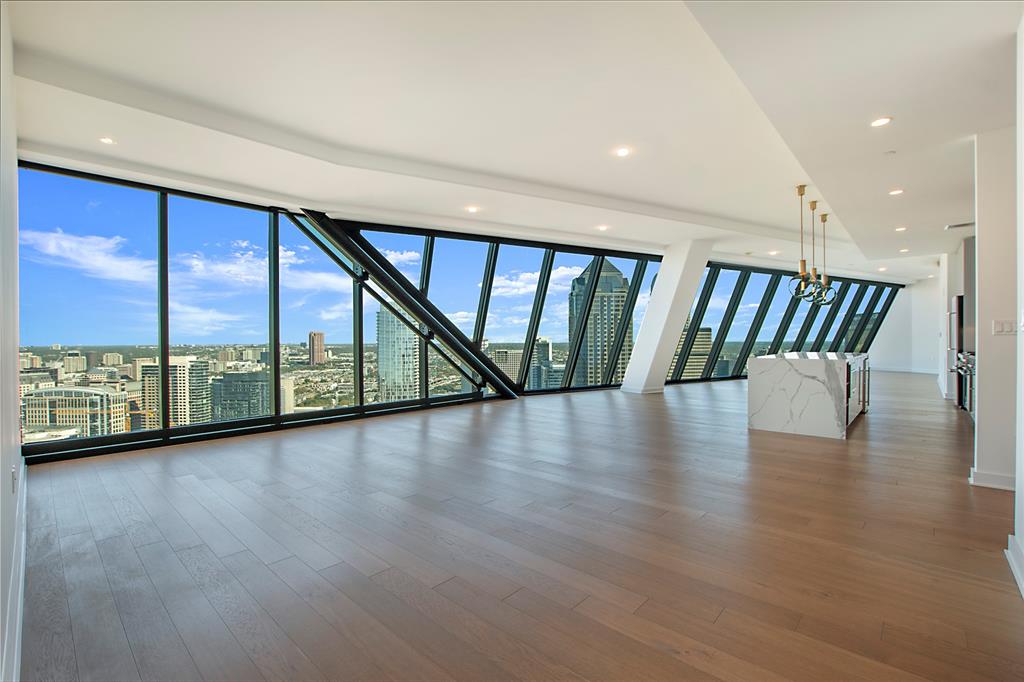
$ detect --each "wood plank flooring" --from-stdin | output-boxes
[20,372,1024,681]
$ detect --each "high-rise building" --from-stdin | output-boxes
[376,312,419,401]
[667,318,713,379]
[140,356,211,428]
[18,371,55,399]
[569,259,632,386]
[133,357,156,382]
[21,385,128,439]
[528,337,555,388]
[308,331,326,365]
[211,370,270,421]
[18,352,41,369]
[217,349,238,362]
[280,376,296,414]
[102,352,124,366]
[62,350,87,373]
[488,348,523,380]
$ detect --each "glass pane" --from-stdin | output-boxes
[667,267,710,379]
[363,289,422,404]
[18,169,159,443]
[482,245,547,383]
[427,343,477,397]
[781,296,812,352]
[572,257,637,387]
[713,272,771,377]
[616,260,659,383]
[821,284,861,350]
[362,230,424,286]
[840,286,877,350]
[854,288,891,352]
[680,269,739,378]
[168,197,271,426]
[426,237,489,338]
[279,217,355,413]
[525,253,596,390]
[737,278,788,374]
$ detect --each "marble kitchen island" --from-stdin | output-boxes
[747,352,869,439]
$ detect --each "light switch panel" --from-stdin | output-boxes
[991,320,1018,335]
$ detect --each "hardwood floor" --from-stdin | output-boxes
[20,372,1024,681]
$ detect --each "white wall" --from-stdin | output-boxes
[1007,13,1024,599]
[869,276,943,376]
[0,2,25,679]
[972,126,1017,492]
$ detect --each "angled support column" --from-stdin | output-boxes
[300,210,519,398]
[621,239,714,394]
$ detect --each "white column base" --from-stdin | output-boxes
[619,385,667,395]
[1007,535,1024,599]
[968,467,1016,491]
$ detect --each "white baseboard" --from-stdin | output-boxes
[969,467,1016,491]
[2,471,26,682]
[870,366,939,375]
[619,385,665,394]
[1007,535,1024,600]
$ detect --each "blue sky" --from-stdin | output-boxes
[19,168,658,347]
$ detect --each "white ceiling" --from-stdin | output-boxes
[688,0,1022,261]
[9,1,1017,283]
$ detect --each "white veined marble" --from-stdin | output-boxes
[747,353,864,440]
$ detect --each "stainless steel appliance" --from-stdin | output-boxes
[955,351,975,419]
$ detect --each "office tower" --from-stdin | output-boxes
[308,331,326,365]
[280,376,296,413]
[62,350,87,373]
[116,363,134,379]
[666,317,713,379]
[211,370,270,420]
[376,312,419,401]
[21,385,128,439]
[18,372,55,399]
[124,381,146,431]
[102,352,124,366]
[133,357,156,382]
[260,350,272,365]
[217,349,238,362]
[85,350,102,368]
[140,356,211,428]
[488,348,523,380]
[528,336,554,388]
[241,348,259,361]
[568,259,632,385]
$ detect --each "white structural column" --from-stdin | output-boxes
[1008,14,1024,599]
[971,126,1018,491]
[0,1,25,678]
[621,239,714,394]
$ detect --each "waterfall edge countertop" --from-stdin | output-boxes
[747,352,870,440]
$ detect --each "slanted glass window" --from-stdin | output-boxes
[854,287,893,352]
[18,168,159,444]
[617,261,660,382]
[681,268,739,378]
[168,197,270,426]
[780,295,813,352]
[526,252,596,390]
[362,231,425,287]
[279,216,355,413]
[571,257,638,387]
[482,244,547,385]
[667,267,710,379]
[821,283,861,350]
[836,285,875,350]
[737,278,788,374]
[712,272,771,377]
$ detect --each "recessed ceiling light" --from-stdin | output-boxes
[899,248,909,253]
[871,116,893,127]
[888,188,904,196]
[894,226,907,232]
[767,250,780,256]
[99,137,115,145]
[878,267,888,272]
[928,274,935,278]
[464,205,480,214]
[612,146,633,158]
[595,224,609,231]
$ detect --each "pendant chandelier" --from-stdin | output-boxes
[788,184,835,306]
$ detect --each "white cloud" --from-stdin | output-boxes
[546,265,585,293]
[446,311,476,325]
[491,270,540,297]
[382,249,421,266]
[168,300,244,336]
[176,248,267,286]
[20,229,157,284]
[319,301,353,321]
